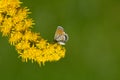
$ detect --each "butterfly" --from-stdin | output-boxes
[54,26,69,45]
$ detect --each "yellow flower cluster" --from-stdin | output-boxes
[0,0,66,66]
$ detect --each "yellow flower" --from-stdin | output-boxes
[0,0,66,66]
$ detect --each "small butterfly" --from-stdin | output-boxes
[54,26,69,45]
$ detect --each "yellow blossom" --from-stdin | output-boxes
[0,0,66,66]
[9,31,23,45]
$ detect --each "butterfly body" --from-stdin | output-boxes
[54,26,68,45]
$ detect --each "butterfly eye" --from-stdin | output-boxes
[64,33,69,42]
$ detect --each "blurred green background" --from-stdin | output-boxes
[0,0,120,80]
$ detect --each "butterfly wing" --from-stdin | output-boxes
[54,26,64,41]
